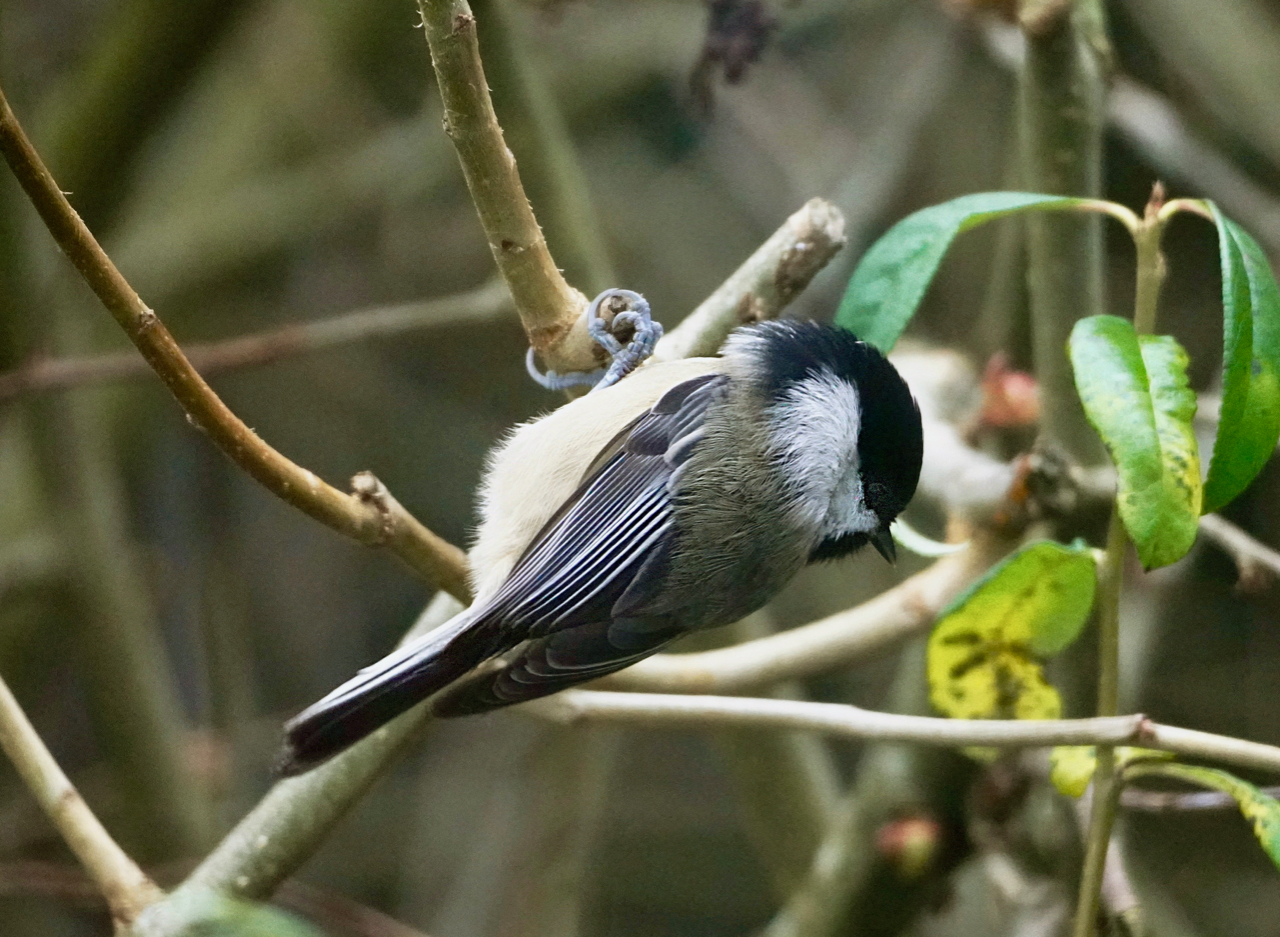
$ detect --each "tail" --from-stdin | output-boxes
[276,609,497,775]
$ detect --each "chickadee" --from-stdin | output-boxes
[278,320,923,775]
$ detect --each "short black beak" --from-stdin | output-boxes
[870,528,897,565]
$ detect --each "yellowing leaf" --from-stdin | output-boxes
[1050,746,1098,798]
[1128,763,1280,872]
[928,541,1096,722]
[1050,746,1172,798]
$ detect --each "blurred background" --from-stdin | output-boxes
[2,0,1280,934]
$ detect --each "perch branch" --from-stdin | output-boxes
[655,198,847,360]
[0,674,162,929]
[527,691,1280,775]
[417,0,591,371]
[0,282,510,402]
[0,87,471,604]
[475,0,615,294]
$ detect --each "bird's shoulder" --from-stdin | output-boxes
[468,357,729,602]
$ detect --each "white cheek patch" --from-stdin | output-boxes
[767,371,880,538]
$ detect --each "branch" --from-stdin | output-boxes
[0,861,435,937]
[0,87,471,604]
[526,691,1280,776]
[594,532,1004,694]
[0,674,162,929]
[475,0,616,295]
[417,0,591,371]
[982,19,1280,253]
[1198,513,1280,590]
[654,198,847,361]
[1017,1,1108,466]
[1121,784,1280,812]
[0,281,510,402]
[530,690,1144,747]
[139,592,461,912]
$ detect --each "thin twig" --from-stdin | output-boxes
[525,690,1280,776]
[1074,783,1144,934]
[981,20,1280,252]
[0,282,510,402]
[417,0,591,371]
[1198,513,1280,589]
[0,860,435,937]
[0,675,163,929]
[655,198,846,361]
[595,533,1003,693]
[0,87,471,604]
[1121,784,1280,812]
[530,690,1145,747]
[142,592,460,912]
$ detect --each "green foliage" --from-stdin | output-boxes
[133,887,324,937]
[1203,204,1280,512]
[927,541,1096,722]
[1049,746,1171,798]
[1069,316,1201,569]
[1130,763,1280,872]
[835,192,1083,351]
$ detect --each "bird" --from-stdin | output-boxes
[277,319,924,775]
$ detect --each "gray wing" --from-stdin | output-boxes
[432,372,728,715]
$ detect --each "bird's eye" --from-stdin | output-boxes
[865,479,895,517]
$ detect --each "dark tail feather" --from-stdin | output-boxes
[276,610,496,775]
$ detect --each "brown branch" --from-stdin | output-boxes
[1198,513,1280,591]
[0,87,471,605]
[417,0,592,371]
[0,860,434,937]
[0,675,163,929]
[655,198,847,361]
[0,281,510,402]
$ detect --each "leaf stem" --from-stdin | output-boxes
[1072,752,1122,937]
[1157,197,1213,224]
[1133,185,1169,336]
[1072,180,1171,937]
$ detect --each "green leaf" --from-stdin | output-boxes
[1070,316,1202,569]
[1130,763,1280,872]
[1203,205,1280,513]
[835,192,1088,351]
[1049,746,1171,798]
[928,541,1097,722]
[137,887,324,937]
